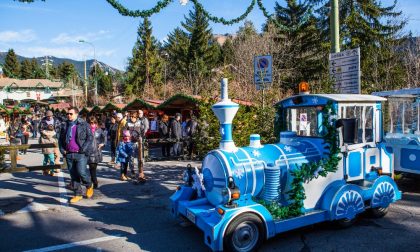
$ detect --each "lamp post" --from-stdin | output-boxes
[331,0,340,53]
[78,39,98,105]
[162,51,169,99]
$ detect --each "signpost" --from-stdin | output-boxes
[329,48,360,94]
[254,55,273,108]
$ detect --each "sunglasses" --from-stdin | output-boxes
[66,113,73,116]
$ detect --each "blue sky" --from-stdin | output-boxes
[0,0,419,71]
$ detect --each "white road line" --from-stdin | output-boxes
[23,235,123,252]
[0,209,4,216]
[57,171,68,206]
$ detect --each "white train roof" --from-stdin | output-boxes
[279,94,387,104]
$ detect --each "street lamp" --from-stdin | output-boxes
[162,51,169,99]
[78,39,98,105]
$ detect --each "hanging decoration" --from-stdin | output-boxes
[105,0,310,30]
[259,101,342,220]
[105,0,173,18]
[190,0,256,25]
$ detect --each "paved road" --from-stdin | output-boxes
[0,138,419,251]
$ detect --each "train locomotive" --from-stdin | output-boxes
[170,79,401,251]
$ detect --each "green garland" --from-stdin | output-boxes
[191,0,256,25]
[260,101,341,220]
[104,0,311,30]
[105,0,173,18]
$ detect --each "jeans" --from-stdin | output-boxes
[66,153,91,196]
[43,153,55,166]
[172,142,182,156]
[32,129,38,138]
[21,135,29,154]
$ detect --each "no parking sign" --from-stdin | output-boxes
[254,55,272,90]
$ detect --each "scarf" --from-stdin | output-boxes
[90,124,97,134]
[66,120,77,144]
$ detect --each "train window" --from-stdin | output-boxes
[365,106,374,142]
[286,106,323,137]
[342,105,374,143]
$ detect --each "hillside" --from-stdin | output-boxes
[0,52,123,77]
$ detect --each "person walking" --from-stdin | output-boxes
[87,116,107,189]
[39,110,61,134]
[7,117,23,159]
[20,117,32,154]
[185,115,198,159]
[116,130,134,181]
[31,115,40,138]
[40,124,57,176]
[59,107,94,203]
[124,111,142,178]
[137,110,149,181]
[170,113,182,157]
[114,113,126,149]
[108,116,118,164]
[159,114,171,157]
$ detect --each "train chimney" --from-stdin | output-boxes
[212,78,239,152]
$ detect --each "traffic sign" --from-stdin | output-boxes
[329,48,360,94]
[254,55,273,90]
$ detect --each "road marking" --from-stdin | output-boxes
[57,171,68,206]
[23,235,123,252]
[16,202,48,214]
[0,209,4,216]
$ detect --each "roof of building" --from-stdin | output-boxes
[0,78,64,88]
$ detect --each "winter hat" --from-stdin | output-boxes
[116,113,123,119]
[123,130,131,137]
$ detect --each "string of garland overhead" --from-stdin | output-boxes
[104,0,310,30]
[105,0,173,18]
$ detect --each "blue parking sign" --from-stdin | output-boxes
[254,55,272,89]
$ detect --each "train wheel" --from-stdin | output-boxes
[369,207,389,218]
[224,213,265,252]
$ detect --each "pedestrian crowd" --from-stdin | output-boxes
[0,107,199,204]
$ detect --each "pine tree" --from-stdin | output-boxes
[20,59,33,79]
[164,28,190,80]
[310,0,407,93]
[3,49,21,78]
[57,61,77,84]
[269,0,324,91]
[126,18,162,97]
[31,58,46,79]
[181,6,221,93]
[221,37,235,65]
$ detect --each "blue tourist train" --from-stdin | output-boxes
[373,88,420,175]
[171,79,401,252]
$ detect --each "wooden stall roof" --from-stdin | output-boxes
[144,99,164,107]
[79,107,90,115]
[101,102,125,113]
[10,106,24,114]
[156,94,200,110]
[124,98,155,111]
[0,105,10,114]
[90,105,104,114]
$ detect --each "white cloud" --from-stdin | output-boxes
[51,30,111,44]
[22,46,116,61]
[0,29,37,43]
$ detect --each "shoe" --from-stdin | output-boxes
[66,183,75,190]
[49,170,55,176]
[86,185,94,198]
[120,174,128,181]
[16,156,22,160]
[93,183,98,189]
[69,195,83,203]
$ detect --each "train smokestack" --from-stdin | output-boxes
[212,78,239,152]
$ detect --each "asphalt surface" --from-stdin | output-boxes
[0,138,419,252]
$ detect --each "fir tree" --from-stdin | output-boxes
[269,0,324,91]
[310,0,407,93]
[57,61,77,84]
[3,49,21,78]
[31,58,46,79]
[221,37,235,65]
[126,17,162,97]
[20,59,33,79]
[181,6,221,93]
[164,28,190,80]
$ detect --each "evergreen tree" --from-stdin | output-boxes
[57,61,77,84]
[235,20,258,42]
[3,49,21,78]
[126,17,162,97]
[269,0,324,91]
[221,37,235,65]
[93,67,113,96]
[310,0,407,93]
[31,58,46,79]
[164,28,190,80]
[20,59,33,79]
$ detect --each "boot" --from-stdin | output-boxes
[69,195,83,203]
[86,185,94,198]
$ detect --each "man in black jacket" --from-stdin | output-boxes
[170,113,182,157]
[59,107,94,203]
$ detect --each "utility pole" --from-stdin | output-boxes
[79,40,97,105]
[42,56,53,79]
[84,56,88,103]
[331,0,340,53]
